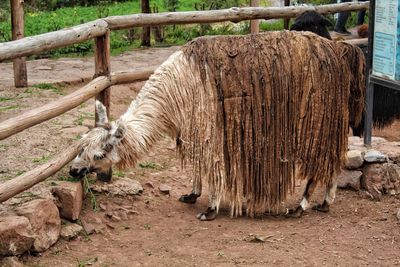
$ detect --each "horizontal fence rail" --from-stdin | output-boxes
[0,143,81,203]
[0,2,369,62]
[0,68,155,203]
[0,68,155,141]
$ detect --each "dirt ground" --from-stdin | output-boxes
[1,48,400,266]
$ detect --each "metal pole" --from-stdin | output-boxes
[364,0,374,145]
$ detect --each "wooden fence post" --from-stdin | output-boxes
[94,29,111,120]
[141,0,151,46]
[250,0,260,34]
[284,0,290,29]
[10,0,28,88]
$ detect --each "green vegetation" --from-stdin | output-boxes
[139,161,162,169]
[32,155,50,163]
[0,105,19,111]
[83,175,98,211]
[0,0,271,58]
[113,169,125,177]
[0,97,13,102]
[33,83,63,94]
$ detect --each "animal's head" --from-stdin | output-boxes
[69,101,126,181]
[290,10,333,40]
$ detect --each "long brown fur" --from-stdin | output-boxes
[112,31,365,217]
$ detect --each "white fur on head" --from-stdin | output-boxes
[95,100,108,127]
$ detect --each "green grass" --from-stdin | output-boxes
[33,83,63,94]
[32,155,50,163]
[0,105,19,111]
[113,170,125,177]
[138,161,162,169]
[0,97,13,102]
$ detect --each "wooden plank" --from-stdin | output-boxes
[0,69,155,141]
[0,76,111,141]
[94,30,111,120]
[0,19,108,62]
[11,0,28,87]
[0,2,369,62]
[104,2,369,30]
[250,0,260,34]
[0,143,81,203]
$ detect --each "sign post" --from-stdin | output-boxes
[365,0,400,145]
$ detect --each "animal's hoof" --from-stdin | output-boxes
[196,207,217,221]
[312,201,330,213]
[285,206,304,218]
[179,193,200,204]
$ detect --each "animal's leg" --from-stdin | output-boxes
[286,178,318,218]
[313,179,337,213]
[196,194,218,221]
[179,176,201,204]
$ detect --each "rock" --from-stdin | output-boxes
[345,150,364,169]
[382,163,400,195]
[14,199,61,252]
[397,209,400,222]
[99,203,107,212]
[110,215,121,222]
[361,164,385,200]
[371,137,388,145]
[5,183,53,206]
[60,223,83,240]
[373,141,400,163]
[0,256,24,267]
[159,184,171,194]
[348,136,362,146]
[114,211,128,221]
[144,181,155,189]
[81,220,95,235]
[361,163,400,200]
[364,150,387,163]
[91,177,143,196]
[0,216,35,256]
[51,181,83,221]
[337,170,362,191]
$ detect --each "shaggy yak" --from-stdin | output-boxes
[70,31,365,220]
[291,10,400,136]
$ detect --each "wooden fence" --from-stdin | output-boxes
[0,2,369,203]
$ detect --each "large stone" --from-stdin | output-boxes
[373,141,400,163]
[60,223,83,240]
[51,181,83,221]
[345,150,364,169]
[337,170,362,191]
[361,163,400,200]
[14,199,61,252]
[91,177,143,196]
[0,216,34,256]
[364,150,387,163]
[0,256,25,267]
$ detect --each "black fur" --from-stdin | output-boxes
[291,11,400,136]
[290,11,333,40]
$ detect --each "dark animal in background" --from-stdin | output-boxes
[357,24,369,38]
[290,11,333,40]
[291,11,400,136]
